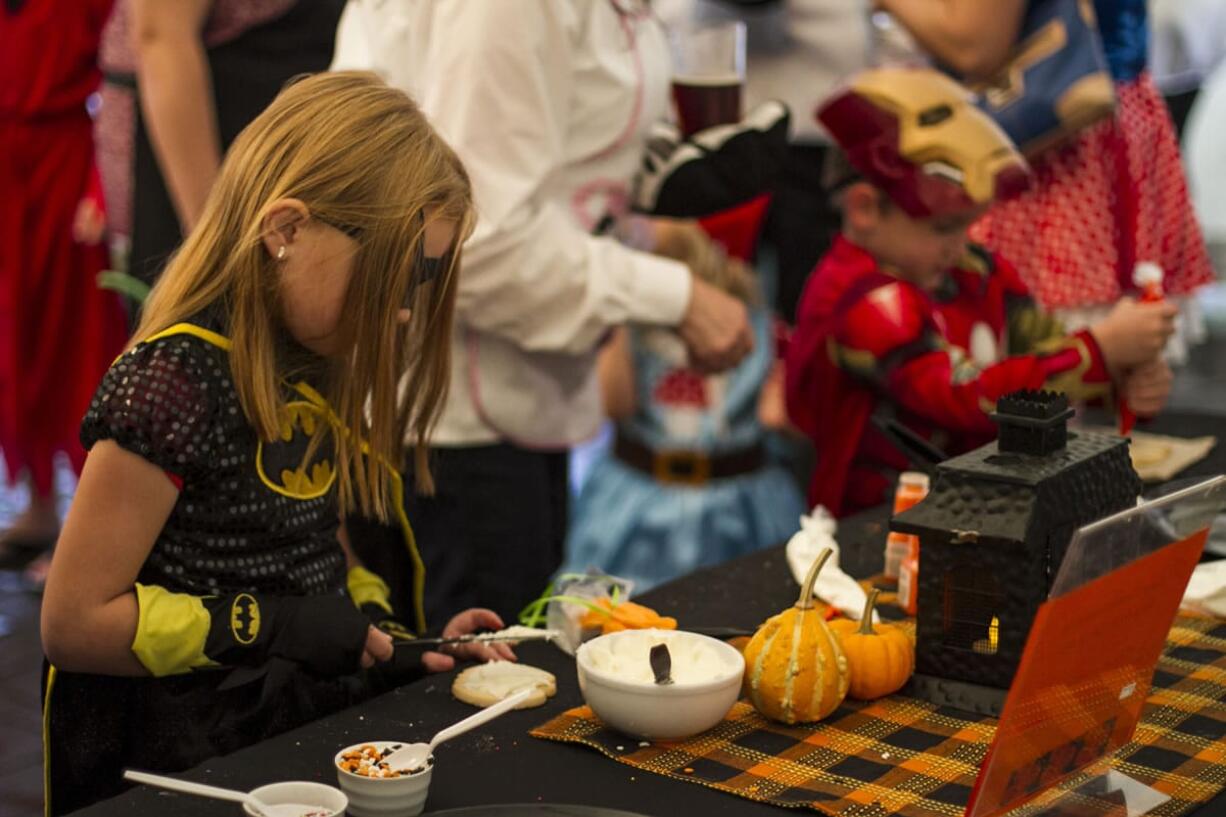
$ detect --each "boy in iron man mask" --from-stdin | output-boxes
[785,67,1175,516]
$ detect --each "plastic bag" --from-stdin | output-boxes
[519,572,636,655]
[784,505,878,622]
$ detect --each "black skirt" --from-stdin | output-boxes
[43,659,367,816]
[129,0,345,287]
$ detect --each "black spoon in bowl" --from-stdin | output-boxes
[649,643,674,685]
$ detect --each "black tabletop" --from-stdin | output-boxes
[1082,409,1226,482]
[73,413,1226,817]
[70,512,897,817]
[423,808,653,817]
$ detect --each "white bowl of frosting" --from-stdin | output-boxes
[576,629,744,740]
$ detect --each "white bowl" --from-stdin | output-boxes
[241,781,347,817]
[334,741,433,817]
[576,629,745,740]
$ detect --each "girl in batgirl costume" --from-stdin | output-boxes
[39,72,515,816]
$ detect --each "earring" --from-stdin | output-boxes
[276,246,287,260]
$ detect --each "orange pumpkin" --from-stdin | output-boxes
[727,635,752,655]
[829,588,914,700]
[742,548,850,724]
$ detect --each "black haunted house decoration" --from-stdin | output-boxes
[891,390,1141,716]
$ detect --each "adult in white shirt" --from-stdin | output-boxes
[334,0,753,627]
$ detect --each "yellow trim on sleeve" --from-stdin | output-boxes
[131,583,219,677]
[1040,334,1112,403]
[347,565,394,616]
[43,665,56,817]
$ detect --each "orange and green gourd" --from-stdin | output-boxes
[742,548,850,724]
[829,588,914,700]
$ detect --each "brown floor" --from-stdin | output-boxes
[4,293,1225,817]
[0,568,50,815]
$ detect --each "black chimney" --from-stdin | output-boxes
[990,390,1074,456]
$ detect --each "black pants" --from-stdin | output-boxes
[349,444,569,632]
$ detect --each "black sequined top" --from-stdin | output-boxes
[79,324,347,598]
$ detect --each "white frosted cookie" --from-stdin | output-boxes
[451,661,557,709]
[1131,439,1172,468]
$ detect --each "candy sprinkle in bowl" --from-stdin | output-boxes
[334,741,433,817]
[576,628,745,740]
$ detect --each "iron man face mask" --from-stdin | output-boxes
[818,67,1031,219]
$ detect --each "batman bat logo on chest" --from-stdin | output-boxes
[256,401,338,499]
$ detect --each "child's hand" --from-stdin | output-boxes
[72,197,106,245]
[360,625,395,668]
[680,277,754,373]
[422,608,517,674]
[1121,358,1173,418]
[1090,297,1177,373]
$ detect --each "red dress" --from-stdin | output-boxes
[969,75,1214,308]
[785,237,1112,517]
[0,0,127,496]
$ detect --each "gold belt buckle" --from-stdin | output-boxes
[653,450,712,486]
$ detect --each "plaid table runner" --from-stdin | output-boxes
[531,615,1226,817]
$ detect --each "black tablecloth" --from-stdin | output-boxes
[70,511,898,817]
[72,412,1226,817]
[1082,409,1226,482]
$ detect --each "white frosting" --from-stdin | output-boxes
[583,630,734,685]
[458,661,554,697]
[478,626,559,643]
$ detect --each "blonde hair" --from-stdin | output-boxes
[134,71,474,521]
[652,221,760,305]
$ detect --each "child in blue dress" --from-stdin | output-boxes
[564,224,805,592]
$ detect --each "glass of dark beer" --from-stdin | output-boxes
[669,22,746,138]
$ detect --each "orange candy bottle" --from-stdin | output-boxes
[883,471,929,580]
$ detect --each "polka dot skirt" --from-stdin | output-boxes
[969,73,1215,310]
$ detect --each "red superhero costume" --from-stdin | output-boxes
[786,236,1111,517]
[0,0,127,497]
[785,67,1112,517]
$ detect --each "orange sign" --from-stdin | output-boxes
[965,528,1208,817]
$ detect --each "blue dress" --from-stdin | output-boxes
[563,310,806,592]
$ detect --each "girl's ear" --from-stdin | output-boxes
[260,198,311,260]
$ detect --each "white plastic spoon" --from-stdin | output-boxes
[123,770,335,817]
[383,686,535,773]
